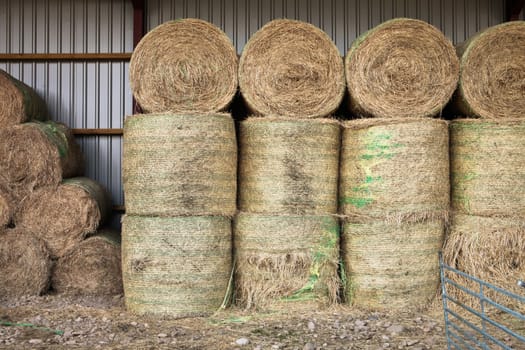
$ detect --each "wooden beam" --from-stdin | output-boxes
[72,128,123,135]
[0,53,132,61]
[112,205,126,212]
[507,0,525,21]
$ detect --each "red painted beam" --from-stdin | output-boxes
[507,0,525,21]
[131,0,145,114]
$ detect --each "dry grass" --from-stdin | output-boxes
[0,184,13,227]
[129,18,238,114]
[454,21,525,119]
[238,117,340,215]
[239,19,345,118]
[123,113,237,217]
[345,18,458,119]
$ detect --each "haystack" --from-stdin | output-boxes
[129,18,238,114]
[342,219,444,310]
[234,213,340,310]
[238,19,345,118]
[0,228,52,298]
[0,121,84,201]
[122,215,232,317]
[0,185,13,227]
[345,18,458,118]
[0,69,48,127]
[14,177,110,258]
[52,229,122,295]
[239,117,340,214]
[453,21,525,119]
[339,118,449,223]
[123,113,237,217]
[442,214,525,312]
[450,119,525,217]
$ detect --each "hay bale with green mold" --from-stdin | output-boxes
[0,121,84,202]
[0,69,49,128]
[52,229,122,296]
[345,18,458,119]
[122,215,232,317]
[123,113,237,217]
[442,214,525,312]
[450,119,525,217]
[14,177,111,259]
[339,118,449,223]
[453,21,525,119]
[234,213,340,310]
[342,219,444,310]
[239,117,340,215]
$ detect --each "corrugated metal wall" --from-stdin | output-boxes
[0,0,516,227]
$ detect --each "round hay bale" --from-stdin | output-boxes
[342,219,444,310]
[238,19,345,118]
[0,121,84,201]
[0,69,49,127]
[443,214,525,312]
[14,177,110,259]
[454,21,525,119]
[0,228,52,298]
[239,117,340,215]
[345,18,459,119]
[234,213,340,310]
[339,118,449,223]
[121,215,232,317]
[52,229,122,296]
[123,113,237,217]
[450,119,525,217]
[0,185,13,228]
[129,18,238,114]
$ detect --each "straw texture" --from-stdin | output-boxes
[345,18,459,118]
[0,228,52,298]
[14,177,110,259]
[238,19,345,118]
[450,119,525,217]
[123,113,237,217]
[0,121,84,202]
[0,185,13,228]
[342,220,444,310]
[239,117,340,215]
[234,213,340,310]
[454,21,525,119]
[443,214,525,311]
[340,118,449,223]
[52,229,122,296]
[129,18,238,114]
[122,215,232,317]
[0,69,48,128]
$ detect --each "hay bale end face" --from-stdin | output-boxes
[342,219,444,310]
[239,19,345,118]
[0,69,49,128]
[339,118,449,223]
[0,186,13,228]
[123,113,237,217]
[129,18,238,114]
[122,215,232,317]
[0,229,52,298]
[14,177,110,259]
[450,119,525,217]
[0,121,84,201]
[345,18,459,119]
[239,117,340,215]
[454,21,525,119]
[52,229,123,296]
[443,214,525,311]
[234,213,340,310]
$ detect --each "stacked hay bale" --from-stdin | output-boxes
[123,18,238,317]
[236,19,344,310]
[443,21,525,310]
[341,18,458,310]
[0,70,119,298]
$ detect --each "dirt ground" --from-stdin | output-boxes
[0,294,451,349]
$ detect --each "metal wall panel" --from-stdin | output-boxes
[146,0,508,54]
[0,0,133,211]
